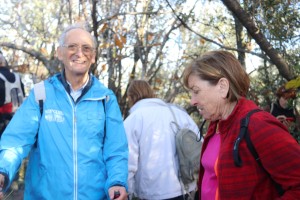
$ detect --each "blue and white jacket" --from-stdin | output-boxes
[0,72,128,200]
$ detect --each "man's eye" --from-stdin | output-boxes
[82,46,92,52]
[192,90,199,94]
[68,44,78,49]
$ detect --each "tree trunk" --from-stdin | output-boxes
[234,15,246,68]
[221,0,294,81]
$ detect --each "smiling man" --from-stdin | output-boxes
[0,22,128,200]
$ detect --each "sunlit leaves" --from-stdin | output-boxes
[114,34,126,49]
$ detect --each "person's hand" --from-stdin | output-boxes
[276,115,291,128]
[108,186,127,200]
[276,115,287,122]
[0,174,5,200]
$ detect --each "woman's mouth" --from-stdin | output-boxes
[197,107,203,112]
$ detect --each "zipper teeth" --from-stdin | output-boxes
[73,111,77,200]
[67,93,77,200]
[70,94,106,200]
[74,114,78,200]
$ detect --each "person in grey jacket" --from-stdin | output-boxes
[0,22,128,200]
[124,80,200,200]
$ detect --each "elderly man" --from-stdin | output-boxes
[0,23,128,200]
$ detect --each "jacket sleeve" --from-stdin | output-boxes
[0,89,40,191]
[124,113,141,196]
[103,93,128,197]
[250,112,300,199]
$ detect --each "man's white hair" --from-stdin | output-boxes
[58,22,97,48]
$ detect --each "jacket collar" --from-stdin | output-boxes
[207,97,258,136]
[57,70,94,102]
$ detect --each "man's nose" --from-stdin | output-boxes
[75,46,84,55]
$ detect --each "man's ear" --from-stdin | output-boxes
[91,52,96,64]
[57,47,63,61]
[218,78,230,98]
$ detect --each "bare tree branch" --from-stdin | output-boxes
[221,0,294,80]
[0,42,59,74]
[164,0,270,62]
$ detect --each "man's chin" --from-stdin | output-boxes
[65,68,89,76]
[74,70,89,76]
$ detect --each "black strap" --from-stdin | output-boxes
[34,99,44,148]
[38,99,44,116]
[233,109,261,167]
[233,109,284,196]
[199,119,206,142]
[102,98,106,144]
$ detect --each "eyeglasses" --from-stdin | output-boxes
[61,44,95,55]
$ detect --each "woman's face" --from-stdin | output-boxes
[187,74,227,121]
[279,96,288,109]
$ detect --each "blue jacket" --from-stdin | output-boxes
[0,73,128,200]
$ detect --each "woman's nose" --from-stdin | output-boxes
[190,95,198,106]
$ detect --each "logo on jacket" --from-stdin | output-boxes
[45,109,65,122]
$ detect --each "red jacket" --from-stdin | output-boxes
[198,98,300,200]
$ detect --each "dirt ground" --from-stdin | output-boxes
[3,189,24,200]
[3,181,24,200]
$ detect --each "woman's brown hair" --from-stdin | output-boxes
[183,50,250,102]
[127,80,156,107]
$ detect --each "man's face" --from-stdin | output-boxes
[57,28,96,76]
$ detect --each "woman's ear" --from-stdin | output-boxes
[218,78,230,98]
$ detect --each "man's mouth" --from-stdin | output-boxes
[72,60,86,64]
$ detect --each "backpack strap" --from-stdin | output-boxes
[198,119,206,141]
[33,81,46,148]
[233,109,261,167]
[34,81,46,115]
[233,108,285,196]
[102,96,109,144]
[166,103,181,134]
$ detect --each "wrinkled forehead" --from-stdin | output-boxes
[65,29,94,43]
[187,74,201,89]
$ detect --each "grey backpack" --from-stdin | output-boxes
[167,104,202,186]
[175,127,202,185]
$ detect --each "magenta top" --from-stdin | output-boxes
[201,132,221,200]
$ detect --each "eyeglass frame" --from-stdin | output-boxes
[61,43,95,55]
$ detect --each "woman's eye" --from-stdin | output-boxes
[192,90,199,94]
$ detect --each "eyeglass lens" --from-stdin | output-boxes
[64,44,94,54]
